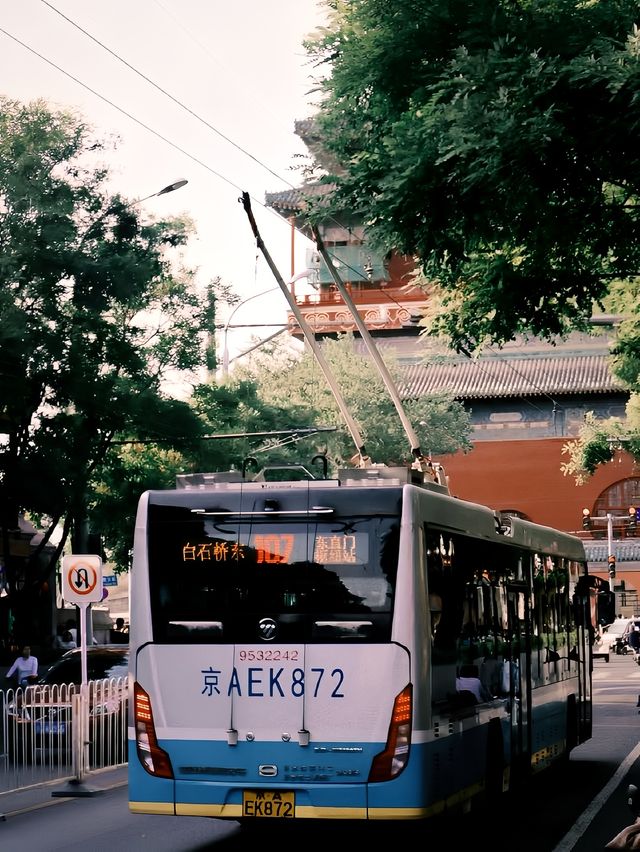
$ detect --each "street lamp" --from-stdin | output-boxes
[221,286,280,377]
[79,178,188,245]
[135,178,188,204]
[219,269,317,378]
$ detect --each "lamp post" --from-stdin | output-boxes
[581,506,639,589]
[72,178,187,643]
[221,286,280,377]
[219,269,317,378]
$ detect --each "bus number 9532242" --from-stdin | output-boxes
[238,649,300,662]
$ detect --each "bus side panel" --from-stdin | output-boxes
[367,729,490,820]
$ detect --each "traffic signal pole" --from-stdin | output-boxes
[581,506,639,582]
[607,513,616,580]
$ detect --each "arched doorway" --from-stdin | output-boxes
[593,477,640,535]
[589,477,640,617]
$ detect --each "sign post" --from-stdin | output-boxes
[59,554,103,793]
[62,554,103,685]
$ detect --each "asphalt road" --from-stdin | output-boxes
[0,653,639,851]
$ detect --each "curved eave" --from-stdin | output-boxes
[399,355,626,400]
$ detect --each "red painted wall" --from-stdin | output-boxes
[438,437,637,534]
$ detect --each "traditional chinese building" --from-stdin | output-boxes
[266,120,640,613]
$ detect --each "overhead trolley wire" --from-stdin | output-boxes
[41,0,295,191]
[2,9,578,413]
[37,0,378,285]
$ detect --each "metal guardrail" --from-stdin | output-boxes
[0,677,127,794]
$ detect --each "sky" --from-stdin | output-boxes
[0,0,327,378]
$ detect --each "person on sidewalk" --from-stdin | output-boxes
[53,627,76,653]
[5,645,39,687]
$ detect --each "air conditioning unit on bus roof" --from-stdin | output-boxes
[338,467,423,485]
[176,466,329,489]
[176,471,244,489]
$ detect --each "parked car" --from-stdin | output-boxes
[39,644,129,685]
[4,645,129,765]
[594,617,640,662]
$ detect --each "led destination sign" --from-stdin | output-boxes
[182,533,367,566]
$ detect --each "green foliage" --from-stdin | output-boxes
[561,412,621,483]
[0,97,210,605]
[91,445,189,572]
[305,1,640,353]
[559,278,640,480]
[190,374,325,473]
[608,278,640,393]
[240,334,473,469]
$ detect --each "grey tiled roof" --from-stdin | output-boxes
[399,354,624,400]
[585,541,640,562]
[265,182,334,214]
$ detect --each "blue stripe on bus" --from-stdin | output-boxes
[128,737,491,818]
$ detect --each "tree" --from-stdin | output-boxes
[90,443,192,573]
[304,1,640,353]
[303,1,640,480]
[92,370,330,573]
[0,97,210,642]
[191,373,328,472]
[241,334,473,469]
[561,280,640,482]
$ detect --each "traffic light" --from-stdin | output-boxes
[629,506,638,533]
[582,508,592,530]
[608,554,616,579]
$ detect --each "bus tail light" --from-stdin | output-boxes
[134,682,173,778]
[368,684,412,782]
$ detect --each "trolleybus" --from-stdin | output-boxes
[128,462,608,825]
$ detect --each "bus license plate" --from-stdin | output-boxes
[242,790,295,818]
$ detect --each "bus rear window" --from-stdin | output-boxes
[146,506,398,644]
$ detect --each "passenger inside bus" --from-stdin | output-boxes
[455,664,492,703]
[480,652,503,698]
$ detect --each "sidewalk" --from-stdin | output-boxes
[0,764,127,821]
